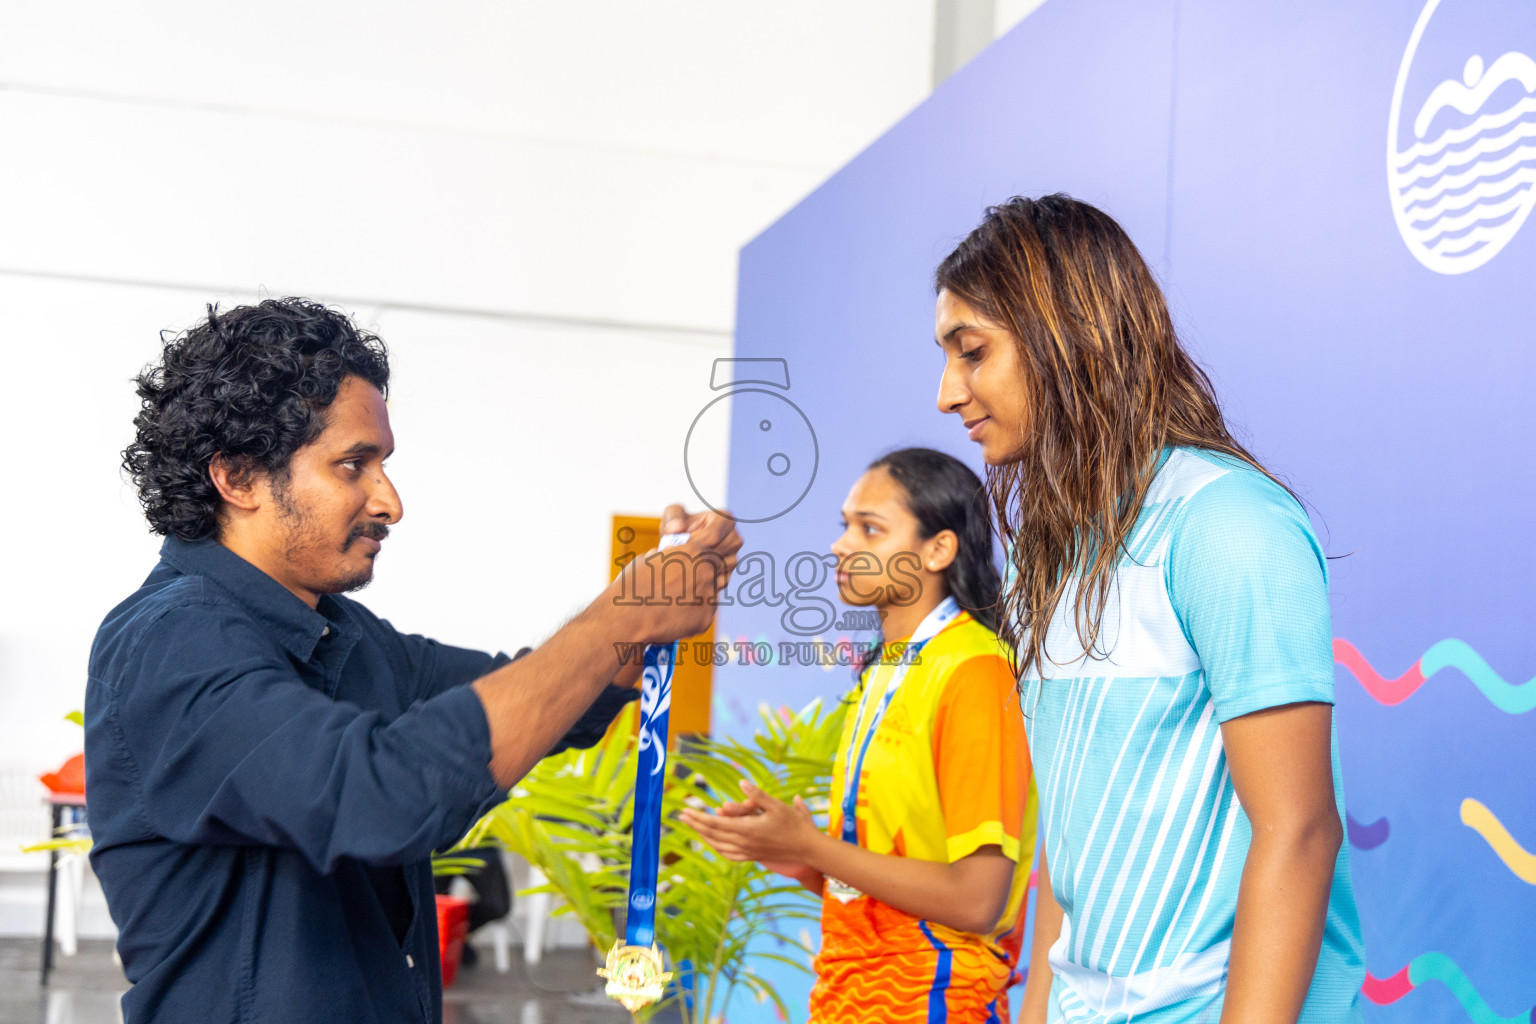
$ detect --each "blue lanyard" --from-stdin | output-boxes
[623,534,687,949]
[839,597,961,844]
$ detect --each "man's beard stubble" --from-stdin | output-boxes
[273,485,384,595]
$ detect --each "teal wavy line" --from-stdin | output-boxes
[1411,951,1531,1024]
[1420,640,1536,714]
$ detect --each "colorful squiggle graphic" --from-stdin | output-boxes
[1333,638,1536,713]
[1364,953,1533,1023]
[1346,813,1390,850]
[1461,798,1536,885]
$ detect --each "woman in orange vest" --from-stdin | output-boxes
[684,447,1037,1023]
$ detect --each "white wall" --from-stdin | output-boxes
[0,277,738,761]
[0,0,1054,937]
[0,0,938,767]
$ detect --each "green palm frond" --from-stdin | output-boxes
[430,856,489,878]
[20,837,93,856]
[440,696,846,1023]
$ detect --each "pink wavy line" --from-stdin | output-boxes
[1364,966,1414,1004]
[1333,639,1426,706]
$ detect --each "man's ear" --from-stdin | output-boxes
[208,453,263,513]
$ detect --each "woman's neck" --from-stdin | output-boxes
[878,588,950,644]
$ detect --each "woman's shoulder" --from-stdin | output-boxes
[918,615,1015,690]
[928,612,1008,654]
[1159,447,1328,587]
[1158,447,1312,537]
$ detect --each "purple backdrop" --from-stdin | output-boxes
[709,1,1536,1020]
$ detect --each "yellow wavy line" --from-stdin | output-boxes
[1460,798,1536,884]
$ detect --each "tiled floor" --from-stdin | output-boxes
[0,939,126,1024]
[0,938,633,1024]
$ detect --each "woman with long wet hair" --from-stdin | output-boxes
[684,447,1036,1022]
[934,195,1364,1024]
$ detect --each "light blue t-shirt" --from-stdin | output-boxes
[1020,447,1365,1023]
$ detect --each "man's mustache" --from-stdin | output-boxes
[348,522,391,545]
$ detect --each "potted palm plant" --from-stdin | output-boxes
[447,697,846,1023]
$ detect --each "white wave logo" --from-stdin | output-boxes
[1389,0,1536,273]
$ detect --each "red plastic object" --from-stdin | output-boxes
[435,895,471,987]
[39,753,85,795]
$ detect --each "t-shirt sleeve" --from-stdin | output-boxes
[1166,468,1335,723]
[931,653,1032,864]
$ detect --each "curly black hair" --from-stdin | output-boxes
[123,298,391,541]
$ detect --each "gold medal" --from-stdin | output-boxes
[597,941,673,1012]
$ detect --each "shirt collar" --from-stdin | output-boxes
[160,535,338,662]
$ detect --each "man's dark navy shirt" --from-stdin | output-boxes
[86,536,632,1023]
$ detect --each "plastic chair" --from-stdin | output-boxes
[0,766,53,939]
[0,764,49,870]
[471,849,524,973]
[503,854,559,968]
[52,844,88,957]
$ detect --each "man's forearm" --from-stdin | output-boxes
[472,506,739,789]
[472,596,629,788]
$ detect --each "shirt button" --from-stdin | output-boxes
[405,954,414,968]
[322,626,331,637]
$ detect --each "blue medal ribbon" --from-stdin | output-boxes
[623,533,687,949]
[839,596,961,845]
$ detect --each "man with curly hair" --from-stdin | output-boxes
[86,298,740,1023]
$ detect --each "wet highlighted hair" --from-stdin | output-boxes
[936,195,1291,680]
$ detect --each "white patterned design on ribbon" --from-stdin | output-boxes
[638,646,674,777]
